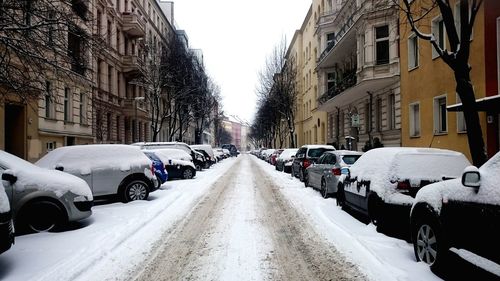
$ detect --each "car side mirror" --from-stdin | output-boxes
[55,165,64,171]
[462,170,480,190]
[2,172,17,184]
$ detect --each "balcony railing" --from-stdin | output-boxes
[318,70,357,105]
[318,13,356,63]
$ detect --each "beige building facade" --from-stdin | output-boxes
[316,0,401,150]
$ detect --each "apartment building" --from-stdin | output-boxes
[92,0,176,144]
[315,0,400,151]
[400,0,499,160]
[288,5,328,148]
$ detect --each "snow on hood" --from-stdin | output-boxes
[414,152,500,213]
[190,145,215,159]
[36,144,151,176]
[152,151,196,169]
[278,149,299,161]
[350,147,470,204]
[0,182,10,213]
[0,150,92,200]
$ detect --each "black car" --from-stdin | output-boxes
[0,188,14,254]
[410,152,500,271]
[291,145,336,182]
[195,149,213,169]
[222,144,239,157]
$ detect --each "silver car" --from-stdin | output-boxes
[0,150,93,233]
[36,145,157,202]
[305,150,363,198]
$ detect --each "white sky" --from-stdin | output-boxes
[173,0,312,123]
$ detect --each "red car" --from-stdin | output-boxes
[270,149,284,166]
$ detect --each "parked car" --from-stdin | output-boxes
[143,151,169,189]
[222,148,231,158]
[305,150,363,198]
[292,145,336,181]
[410,151,500,271]
[191,144,217,165]
[270,149,284,166]
[213,148,225,161]
[151,149,197,180]
[340,148,470,230]
[36,145,157,202]
[134,142,207,171]
[1,150,93,232]
[261,149,276,162]
[222,144,239,157]
[194,149,212,168]
[276,148,299,173]
[0,182,14,253]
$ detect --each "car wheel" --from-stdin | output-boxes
[195,164,202,171]
[413,215,448,271]
[22,201,64,233]
[182,168,195,179]
[123,180,149,202]
[368,193,384,226]
[336,187,346,209]
[321,179,329,198]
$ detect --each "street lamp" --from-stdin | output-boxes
[134,96,145,142]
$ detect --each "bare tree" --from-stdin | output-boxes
[398,0,486,166]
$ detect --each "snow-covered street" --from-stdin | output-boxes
[0,154,487,280]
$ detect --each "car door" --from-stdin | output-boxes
[293,148,306,177]
[322,154,337,186]
[309,154,325,188]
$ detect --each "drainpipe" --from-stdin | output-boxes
[367,91,373,147]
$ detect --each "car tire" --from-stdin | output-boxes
[21,201,64,233]
[412,214,449,272]
[122,180,150,202]
[368,193,384,226]
[321,179,329,198]
[182,168,195,179]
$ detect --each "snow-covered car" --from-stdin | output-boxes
[340,148,471,231]
[1,150,93,232]
[270,149,284,165]
[133,142,206,171]
[275,148,298,173]
[305,150,363,198]
[36,145,157,202]
[143,151,169,189]
[213,148,225,161]
[222,148,231,158]
[194,149,213,169]
[410,151,500,271]
[292,145,336,181]
[0,181,14,254]
[222,144,238,157]
[191,144,217,165]
[261,149,275,161]
[151,149,197,180]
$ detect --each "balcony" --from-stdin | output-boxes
[123,98,148,119]
[122,12,146,37]
[122,55,142,77]
[318,70,357,106]
[317,14,357,69]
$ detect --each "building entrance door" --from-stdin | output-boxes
[5,103,26,159]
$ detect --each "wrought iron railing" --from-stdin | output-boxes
[318,70,357,105]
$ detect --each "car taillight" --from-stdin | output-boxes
[332,168,341,176]
[151,164,155,174]
[396,181,410,191]
[303,159,311,168]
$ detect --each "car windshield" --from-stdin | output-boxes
[342,155,361,165]
[308,148,334,158]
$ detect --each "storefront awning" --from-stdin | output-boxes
[447,94,500,113]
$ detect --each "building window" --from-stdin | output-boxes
[107,20,112,46]
[432,16,446,59]
[375,25,389,65]
[327,72,335,91]
[108,65,113,92]
[116,28,120,53]
[408,34,419,69]
[434,95,448,134]
[456,94,467,133]
[388,94,396,129]
[409,102,420,137]
[64,87,71,122]
[376,98,382,131]
[45,81,53,118]
[80,93,86,124]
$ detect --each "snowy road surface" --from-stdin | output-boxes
[131,154,364,281]
[0,154,442,281]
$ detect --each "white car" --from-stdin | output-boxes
[275,148,298,173]
[37,145,157,202]
[410,151,500,271]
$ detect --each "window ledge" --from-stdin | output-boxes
[433,131,448,136]
[408,65,419,72]
[409,135,421,139]
[457,130,467,134]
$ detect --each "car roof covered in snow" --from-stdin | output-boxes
[300,144,336,150]
[278,148,299,160]
[150,148,192,161]
[350,147,470,204]
[1,150,92,199]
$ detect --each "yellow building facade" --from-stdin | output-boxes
[288,5,328,148]
[400,1,486,161]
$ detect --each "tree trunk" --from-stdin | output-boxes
[455,68,488,167]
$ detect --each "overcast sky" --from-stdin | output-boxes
[173,0,311,123]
